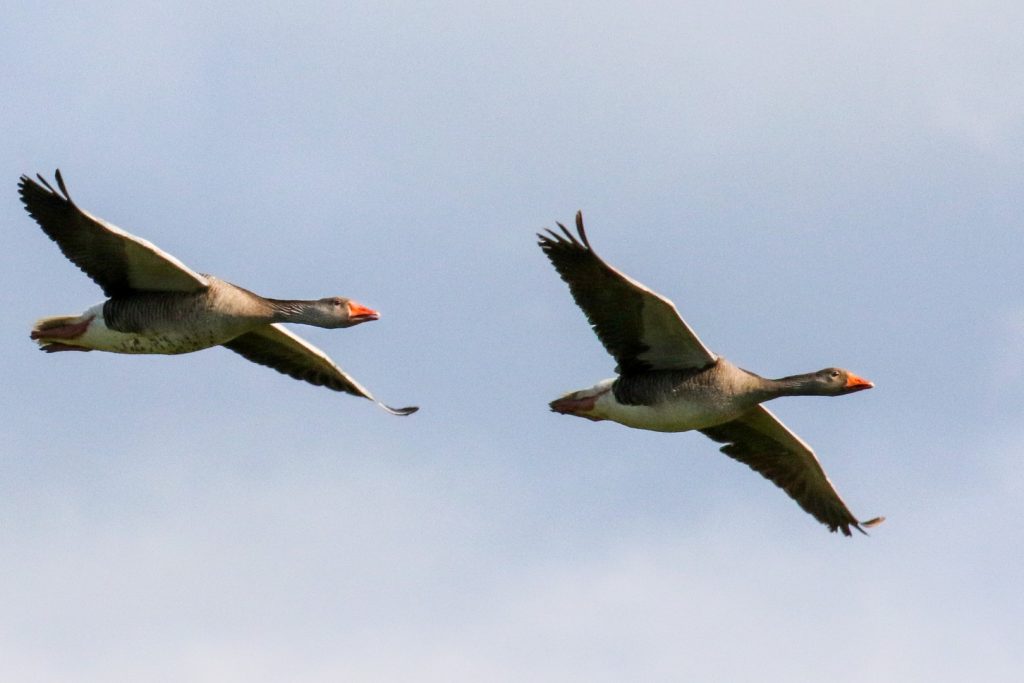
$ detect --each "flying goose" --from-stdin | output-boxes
[539,212,882,535]
[19,170,417,416]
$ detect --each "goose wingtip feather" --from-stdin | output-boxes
[380,403,419,416]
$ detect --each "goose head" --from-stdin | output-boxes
[286,297,380,328]
[327,297,379,328]
[790,368,874,396]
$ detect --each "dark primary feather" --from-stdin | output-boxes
[537,212,716,373]
[699,406,882,536]
[222,324,418,416]
[18,170,208,297]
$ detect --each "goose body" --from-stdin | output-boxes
[565,362,772,432]
[20,170,417,416]
[40,280,265,355]
[539,213,881,535]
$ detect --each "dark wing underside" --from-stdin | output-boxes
[221,324,418,416]
[538,212,716,374]
[699,405,883,536]
[18,170,209,297]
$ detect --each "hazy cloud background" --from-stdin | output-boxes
[2,2,1022,680]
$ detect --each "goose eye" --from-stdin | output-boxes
[829,370,840,379]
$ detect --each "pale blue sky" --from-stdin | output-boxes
[2,2,1022,681]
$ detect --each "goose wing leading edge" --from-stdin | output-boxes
[18,171,209,296]
[537,211,716,374]
[699,406,883,536]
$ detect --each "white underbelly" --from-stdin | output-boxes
[602,397,750,433]
[77,304,227,354]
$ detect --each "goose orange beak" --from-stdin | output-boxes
[844,372,874,392]
[347,301,380,323]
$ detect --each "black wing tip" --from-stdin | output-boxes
[837,515,885,537]
[536,228,559,248]
[18,173,41,198]
[381,403,419,416]
[536,210,591,252]
[574,210,590,247]
[53,169,71,201]
[19,169,72,205]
